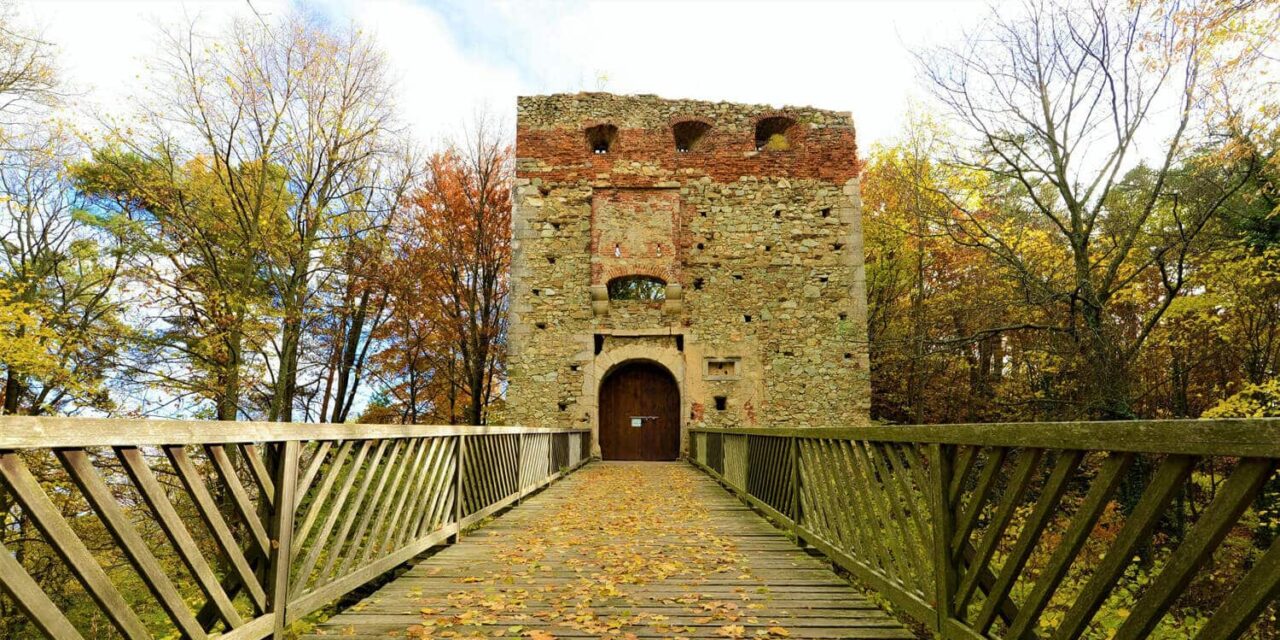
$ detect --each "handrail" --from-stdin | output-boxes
[0,418,591,639]
[0,416,580,448]
[690,418,1280,456]
[689,420,1280,640]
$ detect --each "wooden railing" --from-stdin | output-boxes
[689,420,1280,640]
[0,418,591,639]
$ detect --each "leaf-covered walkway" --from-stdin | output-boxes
[303,462,914,639]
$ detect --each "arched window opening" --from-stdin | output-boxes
[585,124,618,154]
[755,116,796,151]
[607,275,667,301]
[672,120,712,153]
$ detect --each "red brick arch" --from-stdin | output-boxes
[597,264,677,285]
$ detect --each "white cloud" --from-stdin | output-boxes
[30,0,1002,148]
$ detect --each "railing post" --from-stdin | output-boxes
[516,433,525,504]
[268,440,299,639]
[450,434,466,543]
[790,436,802,546]
[929,443,955,634]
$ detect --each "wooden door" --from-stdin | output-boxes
[598,361,680,460]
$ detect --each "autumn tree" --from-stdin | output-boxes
[94,9,412,422]
[302,148,416,424]
[375,121,510,425]
[70,152,284,420]
[0,1,58,149]
[919,0,1257,418]
[0,6,124,416]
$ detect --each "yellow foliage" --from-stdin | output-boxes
[761,133,790,151]
[0,287,59,383]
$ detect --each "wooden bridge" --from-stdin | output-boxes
[1,418,1278,639]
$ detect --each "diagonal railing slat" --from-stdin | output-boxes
[0,418,588,640]
[691,419,1280,640]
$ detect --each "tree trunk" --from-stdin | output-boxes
[216,325,242,421]
[2,369,20,415]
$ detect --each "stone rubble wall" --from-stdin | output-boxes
[504,92,870,450]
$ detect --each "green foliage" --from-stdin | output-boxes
[1204,380,1280,418]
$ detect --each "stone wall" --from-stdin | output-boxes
[504,92,869,454]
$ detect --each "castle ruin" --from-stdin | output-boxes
[505,93,868,460]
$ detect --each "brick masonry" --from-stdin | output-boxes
[502,92,870,455]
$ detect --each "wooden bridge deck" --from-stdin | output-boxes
[303,462,914,639]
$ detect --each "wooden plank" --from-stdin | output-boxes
[336,438,405,577]
[292,440,356,559]
[295,441,333,510]
[206,444,271,556]
[951,446,1008,557]
[1194,523,1280,639]
[948,445,978,508]
[0,416,589,449]
[953,447,1041,612]
[57,449,207,639]
[807,440,856,556]
[835,440,894,578]
[268,440,299,639]
[292,440,371,594]
[377,437,430,554]
[116,446,244,629]
[0,452,152,639]
[319,439,389,583]
[1053,454,1195,640]
[881,443,935,589]
[398,437,447,546]
[362,438,421,563]
[688,420,1280,457]
[165,444,269,612]
[416,439,456,537]
[1114,457,1275,640]
[853,440,926,591]
[1004,452,1132,639]
[972,449,1083,633]
[303,463,915,640]
[241,443,276,508]
[0,539,86,640]
[930,443,954,631]
[453,434,466,535]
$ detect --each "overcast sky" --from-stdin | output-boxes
[30,0,999,150]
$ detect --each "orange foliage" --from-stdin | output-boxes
[371,136,511,424]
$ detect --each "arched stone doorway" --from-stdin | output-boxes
[598,360,680,460]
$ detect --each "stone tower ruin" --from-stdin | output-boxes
[505,93,869,459]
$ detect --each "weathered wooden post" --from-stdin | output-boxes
[450,434,466,543]
[790,436,802,546]
[929,443,954,635]
[268,440,299,639]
